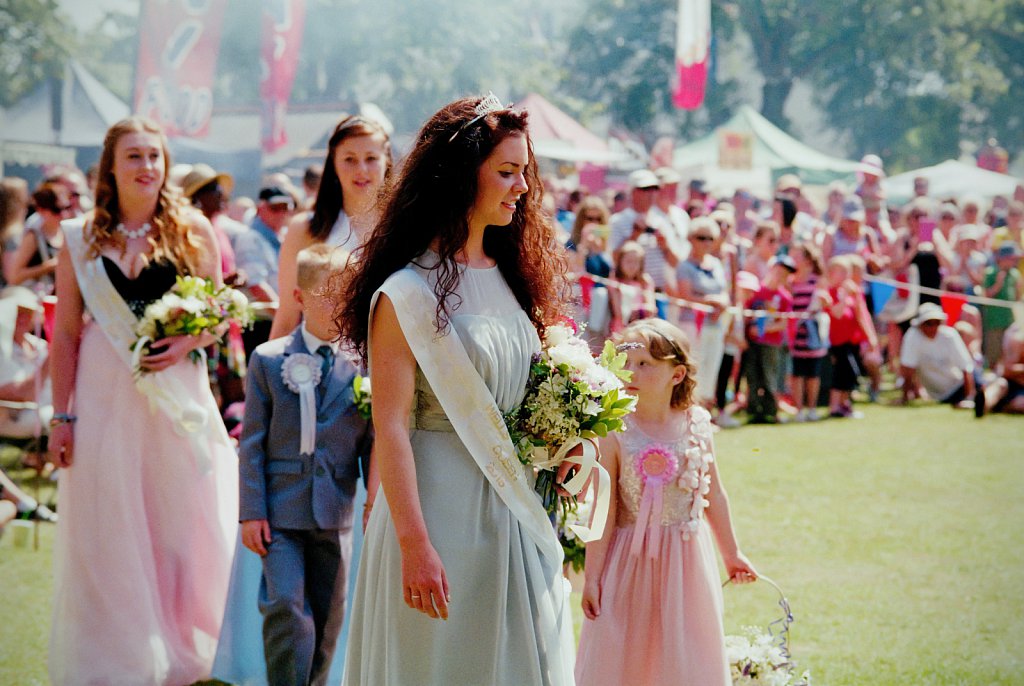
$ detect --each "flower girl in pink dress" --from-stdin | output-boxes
[575,318,758,686]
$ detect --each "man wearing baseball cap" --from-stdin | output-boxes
[609,169,683,292]
[899,303,983,416]
[234,185,296,354]
[651,166,690,247]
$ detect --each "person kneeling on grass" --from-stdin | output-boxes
[899,303,984,417]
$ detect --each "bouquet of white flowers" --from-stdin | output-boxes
[504,322,635,531]
[132,275,253,374]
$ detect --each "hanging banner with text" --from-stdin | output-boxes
[133,0,228,138]
[260,0,307,154]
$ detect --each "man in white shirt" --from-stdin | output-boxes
[609,169,684,292]
[900,303,982,414]
[651,167,690,244]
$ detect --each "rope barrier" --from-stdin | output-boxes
[862,273,1021,309]
[573,271,1022,319]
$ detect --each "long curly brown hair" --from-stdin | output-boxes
[87,116,201,274]
[337,96,569,360]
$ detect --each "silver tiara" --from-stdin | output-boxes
[448,91,507,143]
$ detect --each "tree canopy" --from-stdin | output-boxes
[0,0,74,107]
[2,0,1021,173]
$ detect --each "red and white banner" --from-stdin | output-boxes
[133,0,229,138]
[260,0,307,154]
[672,0,711,110]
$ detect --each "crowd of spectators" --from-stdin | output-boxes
[1,149,1021,533]
[554,154,1024,425]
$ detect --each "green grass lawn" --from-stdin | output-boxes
[2,405,1022,685]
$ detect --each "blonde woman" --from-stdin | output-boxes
[48,117,237,685]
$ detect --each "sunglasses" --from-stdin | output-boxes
[268,204,292,213]
[691,235,715,242]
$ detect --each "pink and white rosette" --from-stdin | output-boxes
[630,445,681,557]
[282,353,322,455]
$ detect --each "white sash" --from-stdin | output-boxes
[62,218,215,472]
[370,268,563,565]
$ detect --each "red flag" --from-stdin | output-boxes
[260,0,307,154]
[579,275,594,310]
[940,293,968,324]
[133,0,229,137]
[694,309,706,335]
[786,316,798,346]
[42,296,56,342]
[672,0,711,110]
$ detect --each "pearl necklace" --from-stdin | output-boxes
[115,222,151,239]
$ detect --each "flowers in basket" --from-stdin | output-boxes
[353,374,372,420]
[726,626,812,686]
[503,322,635,520]
[132,276,253,374]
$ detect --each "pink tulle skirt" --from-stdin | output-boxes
[49,323,238,686]
[575,521,729,686]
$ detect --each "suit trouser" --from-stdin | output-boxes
[260,527,353,686]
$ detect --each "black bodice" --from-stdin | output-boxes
[102,256,179,318]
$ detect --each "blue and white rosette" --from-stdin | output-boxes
[282,353,322,455]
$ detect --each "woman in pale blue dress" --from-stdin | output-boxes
[336,95,576,685]
[211,113,390,686]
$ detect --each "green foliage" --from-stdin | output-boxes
[77,8,137,103]
[353,375,372,420]
[559,0,1023,170]
[598,340,632,382]
[0,0,75,107]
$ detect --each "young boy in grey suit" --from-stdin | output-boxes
[239,244,372,686]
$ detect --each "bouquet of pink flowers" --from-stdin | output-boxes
[504,322,635,523]
[132,275,253,374]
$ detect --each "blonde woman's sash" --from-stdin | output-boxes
[62,218,216,471]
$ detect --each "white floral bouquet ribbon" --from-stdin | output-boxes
[129,334,213,472]
[529,436,611,543]
[282,353,322,455]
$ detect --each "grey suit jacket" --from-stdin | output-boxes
[239,328,372,530]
